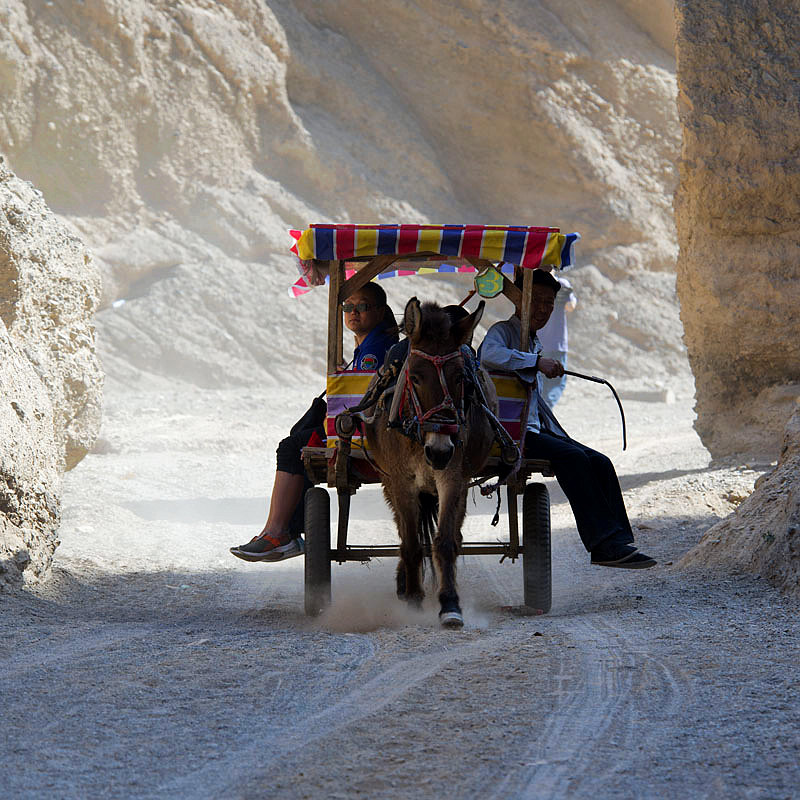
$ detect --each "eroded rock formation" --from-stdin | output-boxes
[0,0,682,390]
[1,161,103,469]
[1,161,102,586]
[681,404,800,597]
[674,0,800,459]
[0,325,60,586]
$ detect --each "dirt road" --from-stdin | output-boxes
[2,385,798,799]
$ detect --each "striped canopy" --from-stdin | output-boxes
[288,224,579,298]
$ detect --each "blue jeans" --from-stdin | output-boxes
[540,349,568,407]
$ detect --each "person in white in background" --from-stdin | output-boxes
[537,275,577,407]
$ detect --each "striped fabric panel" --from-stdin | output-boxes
[295,225,564,267]
[489,423,523,457]
[325,371,377,448]
[323,370,528,457]
[488,373,529,447]
[289,227,580,296]
[497,397,526,421]
[490,373,528,400]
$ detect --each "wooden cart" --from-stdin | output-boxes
[291,224,579,617]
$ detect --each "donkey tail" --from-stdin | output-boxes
[419,492,438,575]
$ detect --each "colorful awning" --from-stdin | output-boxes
[288,224,579,298]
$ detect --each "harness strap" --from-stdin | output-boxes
[406,348,463,429]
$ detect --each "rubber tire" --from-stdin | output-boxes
[304,487,332,616]
[522,482,552,614]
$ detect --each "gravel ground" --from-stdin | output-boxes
[1,381,798,799]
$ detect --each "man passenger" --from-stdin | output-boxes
[478,269,655,568]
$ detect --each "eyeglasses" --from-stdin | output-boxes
[342,302,372,313]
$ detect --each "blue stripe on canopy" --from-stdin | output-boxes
[560,232,581,270]
[377,227,398,255]
[315,227,335,260]
[503,229,526,265]
[440,226,463,256]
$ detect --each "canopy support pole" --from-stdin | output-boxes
[338,254,409,302]
[518,267,534,352]
[327,260,344,372]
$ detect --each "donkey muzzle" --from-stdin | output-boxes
[424,432,455,470]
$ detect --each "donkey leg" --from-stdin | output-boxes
[395,560,407,599]
[433,483,467,628]
[399,537,424,608]
[384,485,425,607]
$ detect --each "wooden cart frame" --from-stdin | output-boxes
[299,246,560,616]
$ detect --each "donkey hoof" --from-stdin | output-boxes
[439,610,464,629]
[396,569,406,599]
[408,595,424,611]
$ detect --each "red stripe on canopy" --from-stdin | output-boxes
[398,225,420,254]
[335,225,355,259]
[460,225,484,258]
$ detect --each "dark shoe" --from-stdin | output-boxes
[591,543,656,569]
[230,533,304,563]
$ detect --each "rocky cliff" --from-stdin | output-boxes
[0,161,102,586]
[0,0,682,391]
[681,404,800,598]
[674,0,800,460]
[674,1,800,593]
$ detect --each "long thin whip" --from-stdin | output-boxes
[563,370,627,451]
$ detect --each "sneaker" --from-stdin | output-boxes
[230,533,304,563]
[590,543,656,569]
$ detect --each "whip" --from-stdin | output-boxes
[563,370,627,451]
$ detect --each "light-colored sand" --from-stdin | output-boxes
[2,380,797,799]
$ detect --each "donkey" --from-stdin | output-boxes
[364,298,498,628]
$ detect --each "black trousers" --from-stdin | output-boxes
[524,430,633,552]
[276,424,325,537]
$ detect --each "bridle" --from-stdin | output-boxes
[401,348,465,439]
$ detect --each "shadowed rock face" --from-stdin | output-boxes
[1,161,102,586]
[674,0,800,460]
[682,405,800,599]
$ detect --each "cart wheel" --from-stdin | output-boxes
[304,487,332,616]
[522,482,552,614]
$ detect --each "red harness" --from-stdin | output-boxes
[401,348,465,437]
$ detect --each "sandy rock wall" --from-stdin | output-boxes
[1,162,102,586]
[681,403,800,598]
[1,161,103,470]
[674,1,800,459]
[0,325,60,588]
[1,0,681,390]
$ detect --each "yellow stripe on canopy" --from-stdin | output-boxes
[480,229,508,261]
[416,228,443,253]
[296,228,316,261]
[355,227,378,257]
[541,232,566,266]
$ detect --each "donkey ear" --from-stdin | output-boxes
[452,300,485,346]
[404,296,422,340]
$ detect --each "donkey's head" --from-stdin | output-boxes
[403,297,485,470]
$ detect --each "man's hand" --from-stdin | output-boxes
[537,357,564,378]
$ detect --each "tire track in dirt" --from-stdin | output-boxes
[507,617,688,799]
[470,543,692,799]
[0,625,159,678]
[155,630,515,798]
